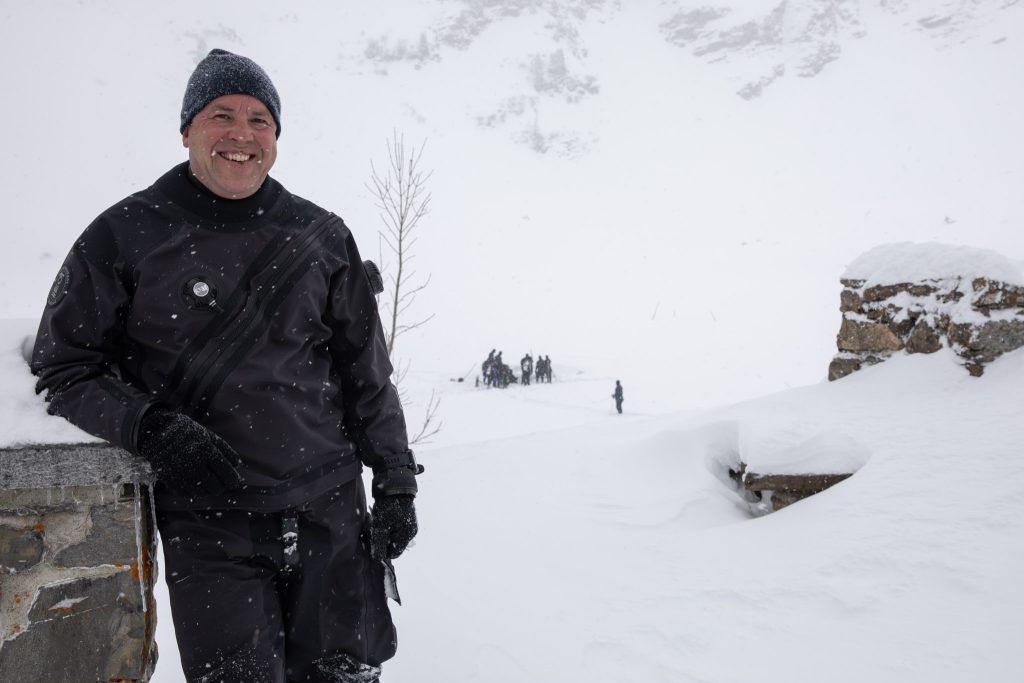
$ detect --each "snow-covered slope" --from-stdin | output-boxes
[390,347,1024,682]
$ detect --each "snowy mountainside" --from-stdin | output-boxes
[355,0,1021,150]
[658,0,1018,95]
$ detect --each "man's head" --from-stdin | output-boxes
[180,49,281,199]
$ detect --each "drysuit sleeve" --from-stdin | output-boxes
[326,227,412,475]
[31,219,155,453]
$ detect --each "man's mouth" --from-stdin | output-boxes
[214,151,254,163]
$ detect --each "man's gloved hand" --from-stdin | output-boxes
[137,409,243,496]
[369,495,418,560]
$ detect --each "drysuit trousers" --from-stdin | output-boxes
[156,479,397,683]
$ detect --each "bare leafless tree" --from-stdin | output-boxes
[368,132,440,444]
[369,132,435,354]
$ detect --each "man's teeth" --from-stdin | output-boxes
[215,151,253,162]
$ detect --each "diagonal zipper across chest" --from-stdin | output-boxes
[164,213,341,415]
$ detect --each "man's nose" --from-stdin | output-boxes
[226,118,255,142]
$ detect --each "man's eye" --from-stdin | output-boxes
[213,113,231,121]
[252,118,269,127]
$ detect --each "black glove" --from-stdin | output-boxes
[137,409,243,496]
[369,495,418,560]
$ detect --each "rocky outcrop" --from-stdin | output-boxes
[830,276,1024,380]
[0,444,157,682]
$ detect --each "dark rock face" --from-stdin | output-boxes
[830,276,1024,379]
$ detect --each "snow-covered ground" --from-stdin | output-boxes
[2,1,1024,681]
[3,315,1022,681]
[393,348,1024,682]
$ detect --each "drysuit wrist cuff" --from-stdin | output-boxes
[371,451,422,498]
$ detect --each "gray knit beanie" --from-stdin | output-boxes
[180,49,282,138]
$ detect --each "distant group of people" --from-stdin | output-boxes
[520,353,553,386]
[480,349,553,388]
[479,350,625,415]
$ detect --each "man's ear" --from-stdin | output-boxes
[182,126,190,149]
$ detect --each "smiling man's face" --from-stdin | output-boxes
[182,93,277,199]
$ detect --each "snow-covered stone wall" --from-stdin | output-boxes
[830,243,1024,380]
[0,444,157,682]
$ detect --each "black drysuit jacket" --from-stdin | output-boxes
[32,163,409,511]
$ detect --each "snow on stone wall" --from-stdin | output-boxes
[831,242,1024,379]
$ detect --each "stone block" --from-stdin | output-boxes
[890,315,916,338]
[973,278,1024,309]
[862,282,937,303]
[54,504,139,569]
[972,319,1024,362]
[0,526,44,573]
[828,356,861,381]
[966,362,985,377]
[745,472,853,511]
[906,320,942,354]
[948,319,1024,365]
[768,490,803,511]
[836,319,904,352]
[839,289,862,312]
[0,444,153,490]
[865,305,895,322]
[946,322,975,349]
[744,472,853,493]
[737,469,854,512]
[1,570,155,682]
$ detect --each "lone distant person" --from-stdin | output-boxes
[612,380,624,414]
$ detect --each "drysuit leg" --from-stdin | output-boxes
[157,508,289,683]
[157,480,396,683]
[282,482,396,682]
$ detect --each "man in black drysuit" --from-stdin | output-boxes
[30,49,421,683]
[613,380,624,414]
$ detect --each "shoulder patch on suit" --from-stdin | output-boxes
[47,265,71,306]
